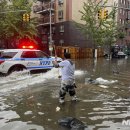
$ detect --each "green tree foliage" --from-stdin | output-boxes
[79,0,123,49]
[0,0,37,41]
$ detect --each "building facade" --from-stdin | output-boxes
[32,0,130,53]
[33,0,91,50]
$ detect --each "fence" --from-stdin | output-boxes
[55,46,104,59]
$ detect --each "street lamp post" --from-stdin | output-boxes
[49,0,53,56]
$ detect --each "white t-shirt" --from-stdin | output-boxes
[59,59,75,81]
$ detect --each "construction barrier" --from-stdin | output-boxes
[55,46,104,59]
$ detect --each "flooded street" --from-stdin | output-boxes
[0,57,130,130]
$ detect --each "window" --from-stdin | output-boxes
[58,0,63,5]
[122,20,124,24]
[52,27,56,33]
[124,0,126,5]
[123,10,125,15]
[35,51,49,58]
[21,51,37,58]
[120,9,122,14]
[120,19,122,24]
[0,52,17,58]
[58,10,63,19]
[59,39,64,45]
[59,25,64,32]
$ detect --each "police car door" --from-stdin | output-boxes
[35,51,53,70]
[21,51,40,70]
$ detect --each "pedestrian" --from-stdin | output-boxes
[53,52,77,104]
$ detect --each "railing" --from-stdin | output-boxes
[38,16,55,25]
[33,2,55,13]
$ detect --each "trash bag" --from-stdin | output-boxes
[58,117,88,130]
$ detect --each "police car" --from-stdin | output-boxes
[0,49,62,75]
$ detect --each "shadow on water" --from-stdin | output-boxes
[0,57,130,130]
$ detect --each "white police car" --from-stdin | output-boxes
[0,49,62,75]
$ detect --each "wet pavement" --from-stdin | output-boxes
[0,57,130,130]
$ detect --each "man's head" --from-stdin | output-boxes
[64,52,71,59]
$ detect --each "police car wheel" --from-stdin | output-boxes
[8,65,26,74]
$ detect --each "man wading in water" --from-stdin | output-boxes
[53,53,77,104]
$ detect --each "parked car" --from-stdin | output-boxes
[111,45,127,58]
[0,49,62,75]
[117,51,126,58]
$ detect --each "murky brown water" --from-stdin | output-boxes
[0,57,130,130]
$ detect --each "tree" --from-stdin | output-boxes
[0,0,38,48]
[78,0,124,57]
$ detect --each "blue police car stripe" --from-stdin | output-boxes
[27,66,53,69]
[14,58,52,61]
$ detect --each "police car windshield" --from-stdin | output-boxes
[35,51,50,58]
[0,52,17,58]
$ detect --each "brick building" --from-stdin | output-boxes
[33,0,91,50]
[33,0,130,50]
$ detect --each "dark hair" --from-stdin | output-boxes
[64,52,71,59]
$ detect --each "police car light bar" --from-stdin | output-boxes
[22,46,34,49]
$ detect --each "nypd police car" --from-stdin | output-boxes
[0,49,62,75]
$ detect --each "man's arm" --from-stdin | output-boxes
[52,55,60,68]
[52,60,59,68]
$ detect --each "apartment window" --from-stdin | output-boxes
[41,35,47,44]
[123,10,125,15]
[120,9,122,13]
[124,0,126,5]
[58,10,63,19]
[52,27,56,34]
[59,25,64,32]
[59,39,64,45]
[58,0,64,5]
[122,20,125,24]
[122,9,124,14]
[128,13,130,19]
[120,19,122,24]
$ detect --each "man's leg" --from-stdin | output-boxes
[68,84,77,101]
[59,83,67,103]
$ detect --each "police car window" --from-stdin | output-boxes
[0,52,17,58]
[35,51,49,58]
[21,51,37,58]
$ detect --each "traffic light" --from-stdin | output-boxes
[98,10,102,19]
[104,9,108,19]
[26,14,30,22]
[23,13,26,22]
[22,13,30,22]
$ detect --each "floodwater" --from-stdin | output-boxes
[0,57,130,130]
